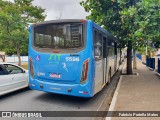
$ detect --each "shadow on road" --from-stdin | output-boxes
[0,87,31,100]
[34,92,92,105]
[32,78,114,109]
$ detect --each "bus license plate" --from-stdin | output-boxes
[50,73,61,78]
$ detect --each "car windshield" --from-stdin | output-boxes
[33,23,84,53]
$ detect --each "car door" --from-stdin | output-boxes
[4,64,28,90]
[0,65,13,95]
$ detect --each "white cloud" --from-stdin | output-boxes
[32,0,89,21]
[7,0,89,21]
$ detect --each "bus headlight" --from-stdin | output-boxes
[80,59,89,84]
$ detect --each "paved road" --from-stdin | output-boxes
[0,67,122,120]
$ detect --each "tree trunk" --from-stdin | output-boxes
[16,47,21,66]
[120,47,122,65]
[17,54,21,66]
[127,40,133,74]
[133,49,137,69]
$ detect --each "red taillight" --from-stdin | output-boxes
[29,57,34,78]
[80,59,89,84]
[53,49,60,53]
[80,20,86,23]
[83,91,88,94]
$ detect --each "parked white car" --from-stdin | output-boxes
[0,62,28,96]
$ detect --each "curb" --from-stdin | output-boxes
[105,76,122,120]
[153,70,160,77]
[105,61,126,120]
[156,72,160,76]
[147,66,154,71]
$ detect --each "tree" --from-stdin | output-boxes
[120,0,160,69]
[119,0,139,73]
[80,0,122,37]
[134,0,160,54]
[0,0,46,65]
[80,0,135,74]
[80,0,160,74]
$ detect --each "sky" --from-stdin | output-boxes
[9,0,89,21]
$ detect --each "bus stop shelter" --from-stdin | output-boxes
[0,51,5,62]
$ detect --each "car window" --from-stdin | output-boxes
[4,64,23,74]
[0,66,7,75]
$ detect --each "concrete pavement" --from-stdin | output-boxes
[107,59,160,120]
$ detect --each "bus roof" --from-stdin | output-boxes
[32,19,87,27]
[91,20,117,42]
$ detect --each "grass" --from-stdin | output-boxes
[20,62,28,69]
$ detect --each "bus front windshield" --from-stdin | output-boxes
[33,23,84,53]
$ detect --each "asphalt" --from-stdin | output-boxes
[0,64,123,120]
[106,59,160,120]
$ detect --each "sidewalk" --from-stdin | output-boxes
[108,59,160,120]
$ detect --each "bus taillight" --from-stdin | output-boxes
[80,59,89,84]
[80,20,86,23]
[29,57,34,78]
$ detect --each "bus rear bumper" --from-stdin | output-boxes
[29,79,93,97]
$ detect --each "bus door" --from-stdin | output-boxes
[102,37,108,86]
[94,30,104,94]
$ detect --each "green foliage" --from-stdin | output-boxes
[80,0,121,34]
[0,0,46,64]
[81,0,160,74]
[80,0,128,48]
[80,0,160,51]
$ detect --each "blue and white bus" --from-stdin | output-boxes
[28,19,120,97]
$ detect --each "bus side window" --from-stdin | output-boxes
[94,30,102,60]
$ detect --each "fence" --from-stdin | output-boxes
[5,56,28,63]
[136,54,142,60]
[136,54,160,74]
[146,56,155,70]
